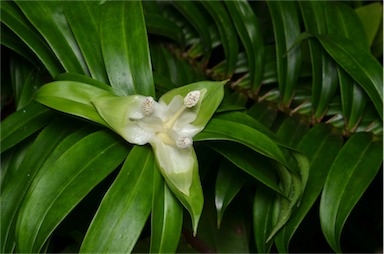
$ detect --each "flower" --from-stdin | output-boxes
[93,90,206,196]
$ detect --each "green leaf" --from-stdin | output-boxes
[201,1,238,77]
[55,73,115,94]
[0,1,63,76]
[145,13,184,45]
[267,1,302,105]
[320,132,382,252]
[1,118,77,253]
[80,145,153,253]
[196,118,287,167]
[225,0,264,90]
[64,1,109,84]
[35,81,114,126]
[253,184,275,253]
[355,2,383,47]
[171,1,212,61]
[16,129,128,252]
[1,102,55,153]
[274,124,343,252]
[314,34,383,120]
[100,1,154,96]
[150,169,183,253]
[208,142,282,196]
[214,160,247,227]
[16,1,89,75]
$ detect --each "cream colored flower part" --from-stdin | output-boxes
[93,90,204,196]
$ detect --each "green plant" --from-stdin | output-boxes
[1,1,382,253]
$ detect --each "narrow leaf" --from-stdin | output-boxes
[1,102,55,153]
[15,130,128,252]
[100,1,154,96]
[320,133,382,252]
[150,169,183,253]
[80,145,153,253]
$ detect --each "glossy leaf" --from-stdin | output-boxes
[196,118,287,166]
[16,129,128,252]
[314,34,383,120]
[145,13,184,45]
[355,2,383,47]
[0,102,56,153]
[208,142,282,195]
[80,145,153,253]
[201,1,238,77]
[64,2,109,84]
[267,1,302,105]
[320,132,382,252]
[274,124,343,252]
[253,184,275,253]
[171,1,211,61]
[100,1,154,96]
[150,168,183,253]
[225,0,264,90]
[16,1,89,75]
[35,81,114,126]
[0,1,63,76]
[1,118,77,253]
[215,160,247,227]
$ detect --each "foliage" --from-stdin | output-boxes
[1,1,382,253]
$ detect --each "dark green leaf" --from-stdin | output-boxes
[274,124,343,252]
[100,1,154,96]
[225,0,264,90]
[315,34,383,119]
[201,1,238,77]
[1,118,77,253]
[150,169,183,253]
[15,129,128,252]
[320,132,382,252]
[64,2,109,84]
[80,145,153,253]
[171,1,211,61]
[1,1,63,76]
[145,13,184,45]
[355,2,383,47]
[215,160,247,227]
[16,1,89,75]
[267,1,302,105]
[1,102,56,153]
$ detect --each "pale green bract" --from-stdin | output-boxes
[35,80,227,200]
[93,90,206,196]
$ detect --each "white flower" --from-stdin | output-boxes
[93,90,204,196]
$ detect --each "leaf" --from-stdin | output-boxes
[16,129,128,252]
[253,184,275,253]
[64,1,109,84]
[314,34,383,120]
[145,13,184,45]
[16,1,89,75]
[355,2,383,47]
[150,169,183,253]
[320,132,382,252]
[267,1,302,105]
[1,118,78,253]
[0,102,56,153]
[215,160,247,227]
[196,118,287,167]
[201,1,238,77]
[208,142,282,196]
[0,1,63,76]
[274,124,343,252]
[171,1,212,61]
[80,145,153,253]
[35,81,114,126]
[100,1,154,96]
[225,0,264,90]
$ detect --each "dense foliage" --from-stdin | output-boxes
[1,1,382,253]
